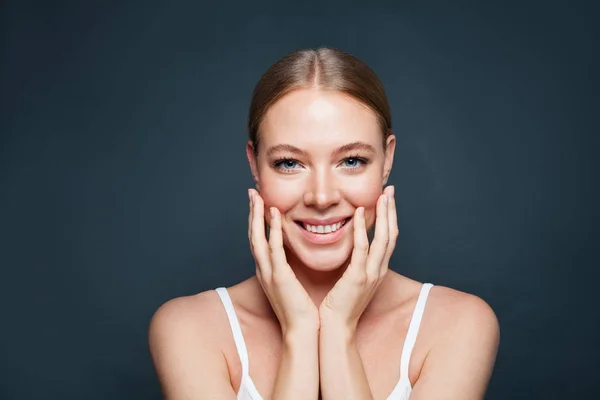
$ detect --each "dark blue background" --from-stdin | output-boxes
[1,1,598,399]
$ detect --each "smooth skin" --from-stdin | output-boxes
[248,185,397,399]
[149,88,500,399]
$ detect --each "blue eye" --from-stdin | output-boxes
[272,156,369,173]
[342,157,366,168]
[281,160,298,169]
[273,158,300,172]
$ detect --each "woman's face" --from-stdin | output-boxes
[247,88,395,271]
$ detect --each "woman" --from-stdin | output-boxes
[149,47,500,400]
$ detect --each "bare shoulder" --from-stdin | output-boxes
[149,289,227,339]
[148,290,237,399]
[427,284,500,339]
[388,276,498,336]
[411,284,500,399]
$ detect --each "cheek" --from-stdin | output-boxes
[258,175,303,212]
[343,176,383,229]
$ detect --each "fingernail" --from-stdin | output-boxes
[248,189,252,201]
[382,195,388,205]
[389,185,395,198]
[358,207,364,217]
[270,207,276,218]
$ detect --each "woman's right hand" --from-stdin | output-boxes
[248,189,320,336]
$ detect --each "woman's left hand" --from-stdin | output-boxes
[318,185,398,332]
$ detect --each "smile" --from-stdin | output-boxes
[293,217,352,244]
[300,218,349,233]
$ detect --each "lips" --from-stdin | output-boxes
[293,216,353,245]
[294,216,352,226]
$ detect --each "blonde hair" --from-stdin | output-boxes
[247,47,393,155]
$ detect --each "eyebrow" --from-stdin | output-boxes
[266,141,377,157]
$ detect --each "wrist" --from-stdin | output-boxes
[283,325,320,347]
[319,320,357,345]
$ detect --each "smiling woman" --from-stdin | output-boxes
[148,47,500,400]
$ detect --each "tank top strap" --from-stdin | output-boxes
[215,287,250,375]
[399,283,434,382]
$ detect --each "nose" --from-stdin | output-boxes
[303,167,341,210]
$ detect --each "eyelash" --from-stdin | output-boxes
[271,155,370,173]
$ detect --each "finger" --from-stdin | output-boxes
[250,191,272,277]
[349,207,369,275]
[248,189,253,241]
[383,186,399,269]
[248,189,262,280]
[367,194,390,276]
[268,207,288,272]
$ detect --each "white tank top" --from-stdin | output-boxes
[215,282,434,400]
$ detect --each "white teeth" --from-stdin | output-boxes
[303,220,345,234]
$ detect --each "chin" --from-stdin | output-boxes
[284,241,353,272]
[302,252,350,271]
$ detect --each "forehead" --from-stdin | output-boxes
[259,89,381,151]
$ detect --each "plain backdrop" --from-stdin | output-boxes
[1,1,598,399]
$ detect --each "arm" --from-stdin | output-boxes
[319,323,374,400]
[410,295,500,400]
[271,327,320,399]
[247,193,321,399]
[317,192,396,400]
[149,292,320,400]
[148,294,237,400]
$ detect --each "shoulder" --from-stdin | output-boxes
[148,290,237,397]
[394,278,499,351]
[428,284,500,340]
[149,290,224,341]
[411,284,500,397]
[148,277,259,338]
[148,290,224,366]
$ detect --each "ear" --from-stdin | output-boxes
[382,133,396,186]
[246,141,260,191]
